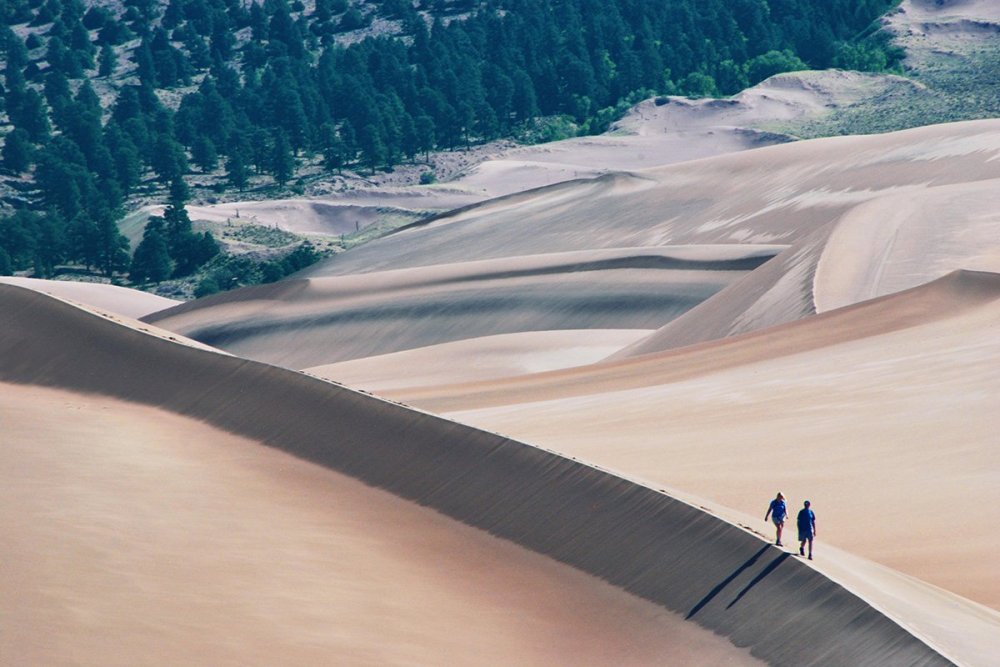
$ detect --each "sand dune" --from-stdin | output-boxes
[395,271,1000,615]
[0,276,179,319]
[0,283,973,665]
[305,329,651,393]
[146,246,779,367]
[304,119,1000,278]
[153,121,1000,371]
[3,382,760,667]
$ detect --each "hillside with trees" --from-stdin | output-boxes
[0,0,902,292]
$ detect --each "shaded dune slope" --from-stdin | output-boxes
[0,284,952,666]
[426,271,1000,618]
[145,246,780,367]
[392,270,1000,412]
[0,276,180,319]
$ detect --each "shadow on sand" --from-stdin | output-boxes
[686,546,791,619]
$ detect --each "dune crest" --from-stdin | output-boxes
[0,284,966,665]
[146,246,778,367]
[418,271,1000,616]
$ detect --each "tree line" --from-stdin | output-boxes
[0,0,902,283]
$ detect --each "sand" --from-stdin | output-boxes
[0,284,971,665]
[146,246,779,367]
[1,383,758,666]
[0,276,179,319]
[392,272,1000,615]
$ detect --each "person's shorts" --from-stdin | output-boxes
[772,516,785,526]
[798,527,814,541]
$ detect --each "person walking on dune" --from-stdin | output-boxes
[764,492,787,546]
[797,500,817,560]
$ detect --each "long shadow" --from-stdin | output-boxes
[686,545,770,619]
[726,552,792,609]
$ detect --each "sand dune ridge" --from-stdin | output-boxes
[0,283,955,665]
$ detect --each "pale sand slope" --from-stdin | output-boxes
[396,271,1000,614]
[1,383,756,667]
[615,173,1000,358]
[456,69,914,198]
[304,119,1000,278]
[146,246,779,367]
[145,198,438,238]
[306,329,651,393]
[0,276,179,319]
[0,284,961,665]
[192,69,911,235]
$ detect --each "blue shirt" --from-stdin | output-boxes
[797,508,815,530]
[768,499,787,521]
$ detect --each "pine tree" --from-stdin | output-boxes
[98,43,117,77]
[270,131,295,185]
[1,128,34,173]
[226,151,249,191]
[130,219,172,283]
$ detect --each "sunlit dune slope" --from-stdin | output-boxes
[145,246,779,367]
[2,383,759,667]
[616,174,1000,358]
[0,276,179,319]
[305,329,651,393]
[405,271,1000,612]
[300,119,1000,278]
[0,284,960,665]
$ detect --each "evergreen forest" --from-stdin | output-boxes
[0,0,903,289]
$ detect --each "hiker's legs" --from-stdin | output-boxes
[775,520,784,545]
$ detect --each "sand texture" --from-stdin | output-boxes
[145,246,779,367]
[0,283,973,665]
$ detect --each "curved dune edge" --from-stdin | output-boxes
[0,284,954,665]
[394,270,1000,413]
[0,276,180,319]
[145,246,779,367]
[306,329,653,393]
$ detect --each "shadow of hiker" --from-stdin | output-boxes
[726,552,791,609]
[686,545,770,619]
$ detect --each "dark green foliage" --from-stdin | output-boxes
[0,0,903,289]
[2,127,34,173]
[194,240,322,296]
[97,42,116,76]
[130,223,172,283]
[746,50,808,86]
[270,130,295,185]
[226,150,249,190]
[0,209,68,276]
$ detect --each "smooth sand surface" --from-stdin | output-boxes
[146,246,778,367]
[160,121,1000,370]
[182,68,909,234]
[306,329,651,392]
[1,383,759,667]
[303,119,1000,278]
[0,284,961,665]
[0,276,179,319]
[403,272,1000,614]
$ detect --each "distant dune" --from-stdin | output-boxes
[388,271,1000,618]
[145,246,779,367]
[149,120,1000,370]
[0,276,179,319]
[8,46,1000,660]
[2,283,982,664]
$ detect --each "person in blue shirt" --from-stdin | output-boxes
[797,500,817,560]
[764,492,787,546]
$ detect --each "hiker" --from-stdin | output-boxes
[764,492,787,546]
[797,500,817,560]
